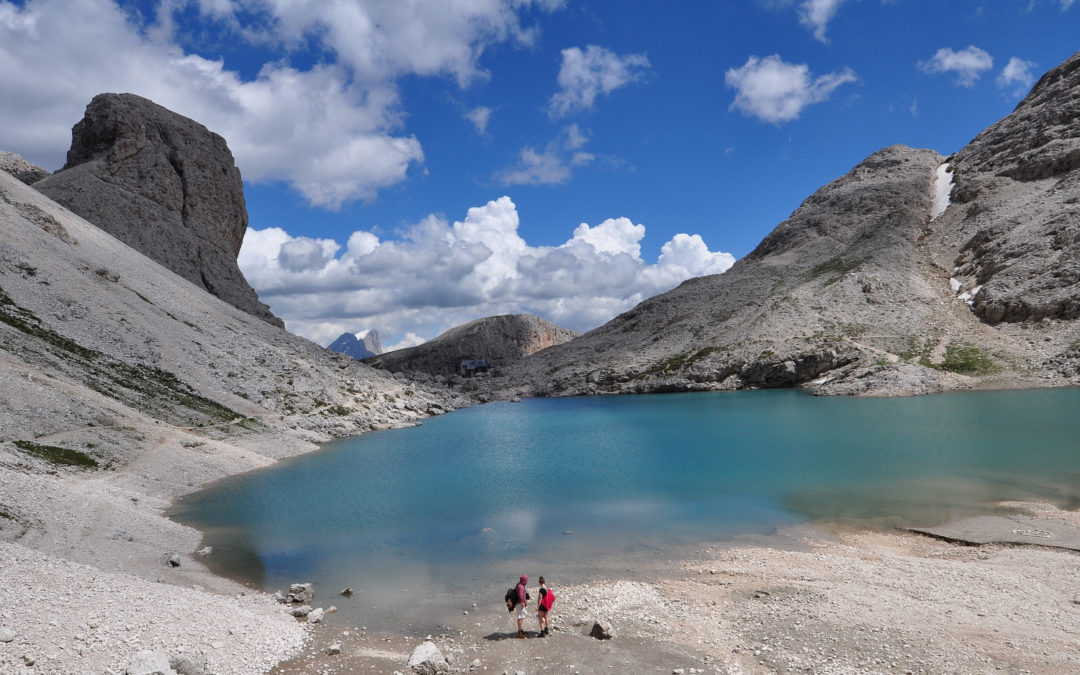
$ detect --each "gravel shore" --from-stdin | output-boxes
[264,502,1080,674]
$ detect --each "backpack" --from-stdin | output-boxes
[539,588,555,611]
[504,586,530,612]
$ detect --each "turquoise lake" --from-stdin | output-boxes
[171,388,1080,633]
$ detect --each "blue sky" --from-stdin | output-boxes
[1,1,1077,349]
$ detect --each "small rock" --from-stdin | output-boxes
[287,583,314,604]
[169,653,207,675]
[290,605,313,618]
[0,628,14,643]
[340,587,354,597]
[124,650,173,675]
[589,620,614,640]
[307,608,325,624]
[326,643,341,655]
[23,655,36,667]
[327,605,337,613]
[407,641,449,674]
[195,546,212,556]
[166,553,182,568]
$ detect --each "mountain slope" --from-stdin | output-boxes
[0,167,465,595]
[501,50,1080,398]
[365,313,577,379]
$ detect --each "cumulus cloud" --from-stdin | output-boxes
[799,0,844,42]
[997,57,1038,98]
[465,106,492,135]
[918,46,993,87]
[548,45,650,117]
[725,55,856,124]
[239,196,736,346]
[0,0,562,209]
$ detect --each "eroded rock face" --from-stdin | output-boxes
[34,93,282,327]
[950,50,1080,326]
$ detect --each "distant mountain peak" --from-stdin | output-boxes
[328,329,383,360]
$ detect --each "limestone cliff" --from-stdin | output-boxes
[33,93,282,327]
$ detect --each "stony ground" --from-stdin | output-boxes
[262,502,1080,674]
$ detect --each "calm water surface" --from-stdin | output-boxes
[171,388,1080,632]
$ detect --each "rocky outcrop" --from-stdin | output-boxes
[328,330,382,360]
[33,93,282,327]
[365,314,577,379]
[949,50,1080,326]
[497,49,1080,398]
[0,151,49,185]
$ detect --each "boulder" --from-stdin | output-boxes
[290,605,313,618]
[589,620,614,640]
[307,607,325,624]
[287,582,313,604]
[407,641,448,675]
[34,93,282,327]
[124,650,176,675]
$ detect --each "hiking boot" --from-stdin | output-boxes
[517,630,527,639]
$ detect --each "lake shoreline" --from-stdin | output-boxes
[269,500,1080,673]
[5,386,1080,673]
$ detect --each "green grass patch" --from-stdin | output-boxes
[0,286,239,425]
[13,440,99,469]
[637,345,729,378]
[931,344,998,376]
[805,257,863,286]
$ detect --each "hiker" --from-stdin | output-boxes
[536,576,555,637]
[514,574,529,638]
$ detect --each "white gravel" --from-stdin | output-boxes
[0,540,306,674]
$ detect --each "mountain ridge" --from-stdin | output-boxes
[490,50,1080,399]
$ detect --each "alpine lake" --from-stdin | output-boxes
[170,387,1080,634]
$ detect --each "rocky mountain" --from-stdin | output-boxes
[365,314,577,379]
[0,164,465,592]
[328,329,383,360]
[33,93,282,327]
[0,150,48,185]
[496,50,1080,399]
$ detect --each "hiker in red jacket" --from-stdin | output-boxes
[515,574,529,638]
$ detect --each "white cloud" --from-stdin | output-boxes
[918,46,993,87]
[498,124,595,185]
[799,0,844,42]
[548,45,650,117]
[725,55,856,124]
[997,57,1038,98]
[0,0,562,209]
[465,106,492,135]
[239,196,736,346]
